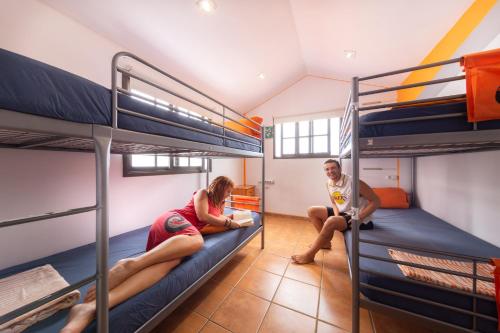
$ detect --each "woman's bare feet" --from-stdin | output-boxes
[60,303,95,333]
[291,252,315,264]
[84,258,135,302]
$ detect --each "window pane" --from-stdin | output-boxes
[177,157,189,167]
[299,137,309,154]
[330,118,340,156]
[313,135,328,153]
[131,155,155,167]
[274,124,282,157]
[313,119,328,135]
[282,122,295,138]
[283,138,295,154]
[190,157,202,167]
[157,156,170,167]
[299,121,309,136]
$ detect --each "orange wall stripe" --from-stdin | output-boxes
[397,0,497,102]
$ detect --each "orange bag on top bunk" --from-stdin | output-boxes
[461,48,500,122]
[491,258,500,331]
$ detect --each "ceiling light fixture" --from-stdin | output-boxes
[196,0,217,13]
[344,50,356,59]
[258,73,265,80]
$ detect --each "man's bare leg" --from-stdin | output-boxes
[307,206,332,249]
[293,216,346,264]
[84,234,203,302]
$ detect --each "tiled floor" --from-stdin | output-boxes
[152,214,430,333]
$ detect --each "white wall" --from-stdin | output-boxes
[416,150,500,247]
[246,76,407,216]
[0,0,241,269]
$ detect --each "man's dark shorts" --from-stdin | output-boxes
[326,207,374,230]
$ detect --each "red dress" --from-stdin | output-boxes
[146,191,223,251]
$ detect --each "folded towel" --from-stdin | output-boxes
[491,258,500,331]
[388,249,495,297]
[461,48,500,122]
[0,264,80,333]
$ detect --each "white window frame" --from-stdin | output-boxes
[273,117,341,159]
[123,154,210,177]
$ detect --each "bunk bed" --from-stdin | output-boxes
[0,48,265,333]
[339,55,500,333]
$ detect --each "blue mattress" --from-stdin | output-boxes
[0,209,262,333]
[0,48,260,152]
[344,208,500,332]
[359,101,500,138]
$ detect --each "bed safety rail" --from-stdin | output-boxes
[337,57,491,158]
[112,52,262,152]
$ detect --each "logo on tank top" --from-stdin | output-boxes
[164,214,192,233]
[332,191,346,205]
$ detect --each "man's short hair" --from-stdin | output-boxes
[324,159,341,168]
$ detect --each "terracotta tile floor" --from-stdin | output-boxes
[153,214,431,333]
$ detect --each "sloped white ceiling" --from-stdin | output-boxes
[290,0,474,84]
[42,0,475,112]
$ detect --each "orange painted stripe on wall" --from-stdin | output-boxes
[397,0,497,102]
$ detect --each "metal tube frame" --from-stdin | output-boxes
[345,55,500,332]
[351,77,360,333]
[1,49,265,333]
[115,76,261,136]
[93,125,112,333]
[261,128,265,250]
[111,53,262,142]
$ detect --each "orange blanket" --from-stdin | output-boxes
[388,249,495,297]
[491,258,500,331]
[461,48,500,122]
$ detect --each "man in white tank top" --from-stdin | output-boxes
[292,159,380,264]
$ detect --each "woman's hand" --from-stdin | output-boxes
[229,220,240,229]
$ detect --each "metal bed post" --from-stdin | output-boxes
[351,76,361,333]
[111,53,121,129]
[411,157,416,207]
[206,158,210,189]
[93,125,112,333]
[261,127,265,250]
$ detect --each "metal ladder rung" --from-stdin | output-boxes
[0,205,99,228]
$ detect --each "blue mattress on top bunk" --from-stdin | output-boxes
[359,101,500,138]
[0,209,262,333]
[344,208,500,332]
[0,48,260,152]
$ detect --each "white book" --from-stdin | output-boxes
[233,210,254,227]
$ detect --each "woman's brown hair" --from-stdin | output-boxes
[207,176,234,208]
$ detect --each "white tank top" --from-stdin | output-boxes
[326,174,372,224]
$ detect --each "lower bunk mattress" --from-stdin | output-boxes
[359,101,500,138]
[344,208,500,332]
[0,210,262,333]
[0,48,260,152]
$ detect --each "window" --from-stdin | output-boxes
[123,154,210,177]
[274,117,340,158]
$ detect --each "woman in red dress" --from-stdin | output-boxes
[62,176,240,333]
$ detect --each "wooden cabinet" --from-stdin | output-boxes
[232,185,255,196]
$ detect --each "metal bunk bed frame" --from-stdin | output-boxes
[0,51,265,333]
[340,57,499,333]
